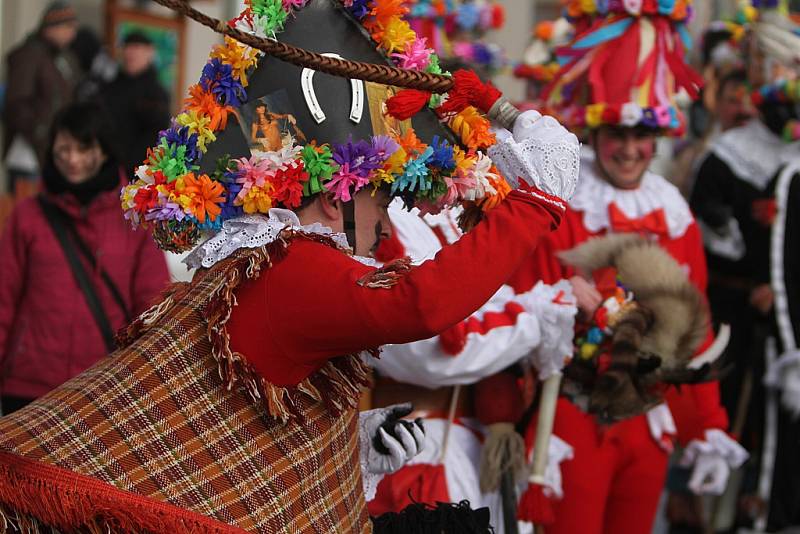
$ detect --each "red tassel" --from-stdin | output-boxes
[385,89,432,120]
[437,69,502,116]
[517,483,556,526]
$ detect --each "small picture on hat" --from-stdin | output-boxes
[364,82,411,138]
[238,90,306,154]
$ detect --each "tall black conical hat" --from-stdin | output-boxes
[121,0,510,252]
[201,0,457,171]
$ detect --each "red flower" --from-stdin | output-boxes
[271,161,310,208]
[601,104,621,125]
[133,185,159,214]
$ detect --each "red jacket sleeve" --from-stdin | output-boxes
[666,221,730,444]
[0,208,28,361]
[229,191,562,385]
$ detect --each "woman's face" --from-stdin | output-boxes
[52,130,107,184]
[593,126,656,190]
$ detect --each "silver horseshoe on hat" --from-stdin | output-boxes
[301,53,364,125]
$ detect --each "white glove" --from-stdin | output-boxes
[688,452,730,495]
[488,110,580,201]
[359,403,426,475]
[680,429,748,496]
[521,280,577,380]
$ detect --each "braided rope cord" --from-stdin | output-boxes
[152,0,455,93]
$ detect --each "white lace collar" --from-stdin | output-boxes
[570,152,694,240]
[184,209,350,269]
[711,119,800,191]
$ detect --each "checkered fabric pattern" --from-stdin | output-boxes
[0,246,371,533]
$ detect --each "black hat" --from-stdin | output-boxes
[122,31,153,46]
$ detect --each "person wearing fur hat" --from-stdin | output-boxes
[507,2,748,533]
[0,1,580,533]
[690,2,800,529]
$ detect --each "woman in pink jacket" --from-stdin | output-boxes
[0,102,169,413]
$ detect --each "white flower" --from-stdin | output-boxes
[621,103,644,126]
[623,0,643,15]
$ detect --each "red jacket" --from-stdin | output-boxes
[0,186,170,398]
[226,189,563,388]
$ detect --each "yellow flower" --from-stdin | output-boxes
[453,146,476,176]
[383,146,408,174]
[210,37,259,87]
[579,0,596,14]
[380,18,416,53]
[586,103,606,129]
[176,110,216,152]
[241,184,274,214]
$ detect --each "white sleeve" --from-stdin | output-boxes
[374,282,577,388]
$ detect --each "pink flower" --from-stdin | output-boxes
[326,163,370,202]
[391,38,433,71]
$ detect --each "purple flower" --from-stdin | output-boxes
[371,135,400,162]
[640,108,659,129]
[332,138,381,178]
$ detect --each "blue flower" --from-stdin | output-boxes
[200,58,246,107]
[429,136,455,171]
[346,0,370,20]
[392,146,434,194]
[160,125,201,163]
[457,4,480,31]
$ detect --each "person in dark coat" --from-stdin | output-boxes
[0,102,170,415]
[2,1,81,192]
[98,31,170,177]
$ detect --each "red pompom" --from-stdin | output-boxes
[437,69,502,116]
[385,89,432,120]
[517,483,555,526]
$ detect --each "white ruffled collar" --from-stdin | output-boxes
[570,152,694,240]
[711,119,800,191]
[184,209,350,269]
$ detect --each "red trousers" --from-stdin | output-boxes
[538,399,669,534]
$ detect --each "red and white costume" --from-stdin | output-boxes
[368,203,576,524]
[520,151,747,534]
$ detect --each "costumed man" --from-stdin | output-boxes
[0,1,580,533]
[690,2,800,530]
[512,18,573,111]
[366,197,581,533]
[505,2,749,533]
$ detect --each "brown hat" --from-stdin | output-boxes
[40,1,77,29]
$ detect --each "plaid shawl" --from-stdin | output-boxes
[0,235,372,533]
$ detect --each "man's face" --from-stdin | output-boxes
[593,126,657,190]
[717,81,754,131]
[122,43,155,76]
[42,22,77,49]
[352,188,392,257]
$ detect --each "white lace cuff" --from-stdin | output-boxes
[359,409,385,502]
[488,111,580,201]
[680,429,749,469]
[521,280,577,380]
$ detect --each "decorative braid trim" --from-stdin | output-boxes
[203,230,374,425]
[511,187,567,212]
[357,258,413,289]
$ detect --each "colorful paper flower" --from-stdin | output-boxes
[180,173,226,223]
[391,37,432,71]
[327,163,371,202]
[332,138,382,178]
[380,18,417,52]
[301,144,336,196]
[251,0,289,34]
[391,146,434,194]
[176,110,217,153]
[210,37,259,87]
[270,161,309,208]
[184,84,233,132]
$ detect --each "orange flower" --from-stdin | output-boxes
[479,171,510,212]
[395,129,426,157]
[184,84,233,132]
[183,173,225,223]
[210,36,259,87]
[364,0,409,38]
